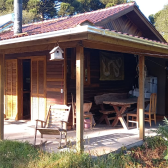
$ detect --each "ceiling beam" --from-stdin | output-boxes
[83,40,168,58]
[87,33,168,57]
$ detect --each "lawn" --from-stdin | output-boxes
[1,119,168,168]
[0,136,167,168]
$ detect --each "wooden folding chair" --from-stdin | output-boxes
[127,98,139,129]
[71,93,93,129]
[145,93,157,127]
[34,105,71,148]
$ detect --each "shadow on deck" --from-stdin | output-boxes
[4,120,162,156]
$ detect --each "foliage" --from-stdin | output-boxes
[0,0,134,23]
[154,117,168,141]
[144,136,166,149]
[39,0,57,19]
[148,14,155,25]
[0,0,57,23]
[58,0,105,16]
[101,0,127,8]
[57,0,132,17]
[148,4,168,42]
[152,117,168,160]
[28,150,92,168]
[0,140,39,168]
[22,10,38,24]
[154,5,168,42]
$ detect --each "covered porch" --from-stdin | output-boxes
[0,25,168,152]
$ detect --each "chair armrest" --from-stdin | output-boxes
[60,121,69,124]
[35,120,46,128]
[35,119,46,123]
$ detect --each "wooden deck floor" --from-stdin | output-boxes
[4,120,161,156]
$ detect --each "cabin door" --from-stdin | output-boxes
[5,59,18,119]
[18,59,31,120]
[31,57,46,121]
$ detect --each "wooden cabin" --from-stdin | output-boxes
[1,2,168,146]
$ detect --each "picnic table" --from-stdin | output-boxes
[103,98,149,130]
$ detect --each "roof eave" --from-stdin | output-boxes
[87,26,168,50]
[0,25,168,52]
[0,26,89,47]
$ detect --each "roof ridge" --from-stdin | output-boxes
[22,2,135,27]
[72,2,135,18]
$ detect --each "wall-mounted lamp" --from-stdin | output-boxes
[49,46,64,61]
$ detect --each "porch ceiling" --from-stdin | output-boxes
[83,39,168,58]
[0,25,168,58]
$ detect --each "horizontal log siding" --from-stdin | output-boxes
[67,48,137,122]
[46,55,64,110]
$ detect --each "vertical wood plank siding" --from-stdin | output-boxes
[102,15,143,37]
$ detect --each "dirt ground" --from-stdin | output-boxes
[130,145,167,167]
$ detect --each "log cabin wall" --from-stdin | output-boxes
[67,48,137,122]
[5,50,65,120]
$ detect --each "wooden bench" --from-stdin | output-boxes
[34,105,71,148]
[94,93,128,125]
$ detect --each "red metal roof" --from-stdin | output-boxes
[0,2,135,40]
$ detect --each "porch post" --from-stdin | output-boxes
[139,55,145,139]
[0,54,4,140]
[76,45,84,151]
[64,48,67,105]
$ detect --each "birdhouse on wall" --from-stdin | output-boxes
[49,46,64,61]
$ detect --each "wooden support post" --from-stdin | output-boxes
[0,54,4,140]
[64,49,67,105]
[76,45,84,152]
[139,55,145,139]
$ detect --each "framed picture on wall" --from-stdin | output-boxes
[100,51,124,81]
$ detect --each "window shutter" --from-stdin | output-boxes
[5,59,18,119]
[31,58,46,121]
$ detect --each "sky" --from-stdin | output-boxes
[135,0,168,18]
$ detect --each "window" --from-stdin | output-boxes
[71,48,90,85]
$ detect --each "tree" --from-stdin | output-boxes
[39,0,57,19]
[148,14,155,25]
[58,0,105,16]
[155,5,168,41]
[0,0,57,23]
[57,0,131,17]
[101,0,127,8]
[148,4,168,42]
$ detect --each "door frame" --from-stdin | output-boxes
[18,56,46,120]
[18,59,32,120]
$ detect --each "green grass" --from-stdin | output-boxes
[0,137,167,168]
[0,140,39,168]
